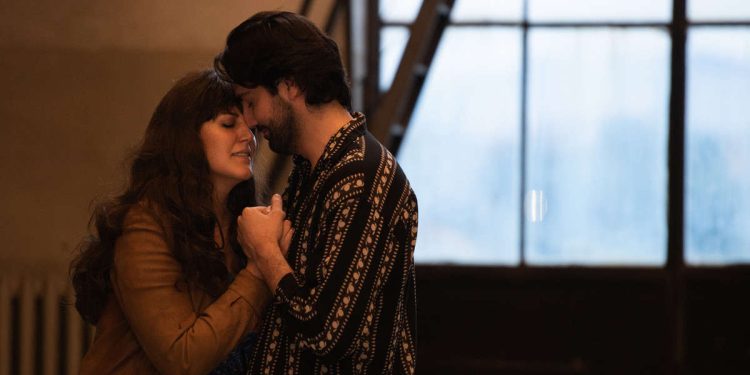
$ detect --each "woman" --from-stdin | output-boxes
[70,69,289,374]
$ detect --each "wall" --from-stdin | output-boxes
[0,0,320,275]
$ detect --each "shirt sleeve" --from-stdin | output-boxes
[273,190,406,361]
[110,206,270,375]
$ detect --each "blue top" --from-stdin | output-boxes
[208,333,257,375]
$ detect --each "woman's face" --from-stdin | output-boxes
[200,109,257,192]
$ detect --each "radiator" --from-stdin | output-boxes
[0,273,93,375]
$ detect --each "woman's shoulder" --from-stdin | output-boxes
[114,201,174,265]
[121,201,167,234]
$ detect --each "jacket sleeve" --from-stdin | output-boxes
[110,207,270,375]
[273,189,407,361]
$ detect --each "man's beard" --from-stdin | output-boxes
[265,98,298,155]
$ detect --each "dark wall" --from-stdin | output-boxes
[415,266,750,374]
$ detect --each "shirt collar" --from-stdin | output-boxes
[292,112,367,173]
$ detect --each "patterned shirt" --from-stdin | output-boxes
[248,113,418,375]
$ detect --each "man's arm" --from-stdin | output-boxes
[271,191,407,361]
[238,172,416,361]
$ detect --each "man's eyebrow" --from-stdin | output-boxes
[235,89,252,98]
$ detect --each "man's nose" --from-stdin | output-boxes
[242,111,258,128]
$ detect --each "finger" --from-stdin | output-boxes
[282,219,292,234]
[270,194,283,212]
[280,228,294,257]
[242,206,265,217]
[285,228,294,242]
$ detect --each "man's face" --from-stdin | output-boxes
[235,85,298,155]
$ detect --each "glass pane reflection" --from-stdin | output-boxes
[686,28,750,264]
[380,27,410,91]
[380,0,421,23]
[451,0,523,21]
[398,27,522,264]
[689,0,750,21]
[529,0,671,22]
[526,28,670,265]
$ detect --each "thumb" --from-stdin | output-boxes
[270,194,283,212]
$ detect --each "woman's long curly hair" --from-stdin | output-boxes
[70,69,257,325]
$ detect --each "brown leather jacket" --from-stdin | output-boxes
[80,205,270,374]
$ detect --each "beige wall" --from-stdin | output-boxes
[0,0,347,275]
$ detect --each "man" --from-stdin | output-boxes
[214,11,419,375]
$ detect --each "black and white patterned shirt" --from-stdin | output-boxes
[248,113,418,375]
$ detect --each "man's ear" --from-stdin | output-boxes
[278,79,302,102]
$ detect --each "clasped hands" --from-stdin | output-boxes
[237,194,294,290]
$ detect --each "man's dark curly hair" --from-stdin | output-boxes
[214,11,351,110]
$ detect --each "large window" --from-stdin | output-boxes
[377,0,750,265]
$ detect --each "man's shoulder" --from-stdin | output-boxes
[329,132,404,174]
[320,133,414,206]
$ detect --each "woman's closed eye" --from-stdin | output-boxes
[216,113,239,128]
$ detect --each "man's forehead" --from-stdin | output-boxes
[233,85,253,97]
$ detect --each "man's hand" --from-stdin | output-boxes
[239,220,292,260]
[237,194,294,290]
[244,259,264,280]
[238,194,286,255]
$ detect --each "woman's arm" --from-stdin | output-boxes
[111,206,270,375]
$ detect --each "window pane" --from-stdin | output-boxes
[397,27,522,264]
[380,27,410,91]
[686,28,750,264]
[526,29,669,265]
[689,0,750,21]
[529,0,671,22]
[451,0,523,22]
[380,0,421,23]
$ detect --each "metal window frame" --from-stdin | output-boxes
[369,0,750,269]
[367,3,750,371]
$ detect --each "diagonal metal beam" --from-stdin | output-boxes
[369,0,456,151]
[325,0,344,34]
[299,0,314,16]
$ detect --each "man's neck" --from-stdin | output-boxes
[295,103,353,170]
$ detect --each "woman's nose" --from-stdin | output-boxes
[237,121,257,151]
[237,122,250,139]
